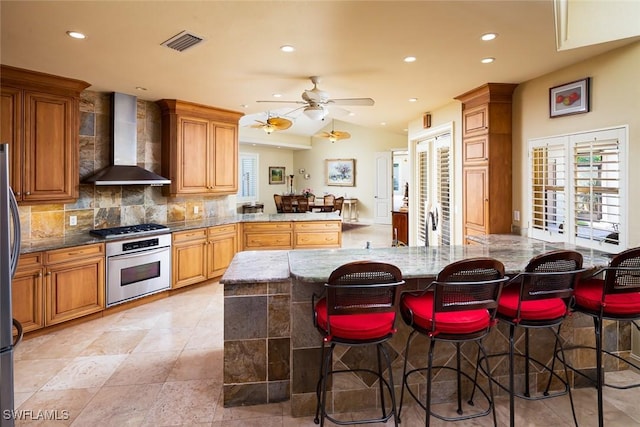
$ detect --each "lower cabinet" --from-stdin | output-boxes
[12,253,45,333]
[13,244,105,331]
[293,221,342,248]
[172,224,238,289]
[242,220,342,250]
[44,244,105,326]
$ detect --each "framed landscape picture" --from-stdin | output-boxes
[550,77,590,118]
[326,158,355,186]
[269,166,285,184]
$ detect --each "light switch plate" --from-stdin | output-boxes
[69,215,77,226]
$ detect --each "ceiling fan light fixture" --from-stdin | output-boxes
[303,105,327,121]
[263,123,276,134]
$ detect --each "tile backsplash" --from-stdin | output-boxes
[18,91,234,241]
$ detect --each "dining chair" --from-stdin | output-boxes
[322,194,335,212]
[398,257,508,427]
[273,194,283,213]
[333,197,344,216]
[281,195,295,213]
[296,196,309,213]
[482,250,585,427]
[565,247,640,427]
[312,261,405,426]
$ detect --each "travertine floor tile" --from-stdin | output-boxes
[41,355,127,391]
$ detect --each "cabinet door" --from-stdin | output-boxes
[0,87,22,197]
[23,91,77,202]
[462,104,489,138]
[45,256,105,326]
[12,259,44,333]
[178,116,210,194]
[392,212,408,244]
[208,234,237,278]
[463,166,488,235]
[211,123,237,193]
[173,239,207,288]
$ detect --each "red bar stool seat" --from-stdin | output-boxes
[312,261,405,426]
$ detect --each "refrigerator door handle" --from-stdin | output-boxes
[9,187,21,276]
[12,318,23,348]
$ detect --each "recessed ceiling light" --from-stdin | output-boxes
[348,112,355,116]
[380,122,387,126]
[240,104,249,108]
[481,57,495,64]
[273,93,282,98]
[66,31,86,39]
[408,98,418,102]
[481,33,497,41]
[280,45,295,52]
[135,86,147,91]
[404,56,417,63]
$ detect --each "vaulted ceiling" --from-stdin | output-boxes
[1,1,637,137]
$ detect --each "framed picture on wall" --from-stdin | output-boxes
[269,166,285,184]
[549,77,590,118]
[326,158,355,186]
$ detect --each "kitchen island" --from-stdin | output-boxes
[221,236,617,416]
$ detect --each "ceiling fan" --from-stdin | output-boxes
[257,76,374,121]
[249,115,292,134]
[316,120,351,142]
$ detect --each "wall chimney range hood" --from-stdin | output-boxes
[82,93,170,186]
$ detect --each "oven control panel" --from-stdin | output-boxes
[122,238,159,252]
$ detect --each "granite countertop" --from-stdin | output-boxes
[220,250,291,284]
[19,212,341,254]
[221,235,613,284]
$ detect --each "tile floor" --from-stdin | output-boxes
[11,224,640,426]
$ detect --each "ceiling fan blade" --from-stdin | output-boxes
[249,120,268,128]
[268,117,292,130]
[328,98,375,106]
[332,131,351,140]
[315,132,332,138]
[256,100,306,104]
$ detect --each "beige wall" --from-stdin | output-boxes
[240,120,406,219]
[513,41,640,246]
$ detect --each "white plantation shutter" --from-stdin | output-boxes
[417,141,430,245]
[237,153,258,203]
[437,145,451,245]
[528,127,626,251]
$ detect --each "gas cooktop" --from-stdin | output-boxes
[90,223,169,239]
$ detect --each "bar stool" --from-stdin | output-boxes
[487,250,585,427]
[398,257,508,427]
[567,247,640,427]
[312,261,405,426]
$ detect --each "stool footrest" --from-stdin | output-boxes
[559,345,640,390]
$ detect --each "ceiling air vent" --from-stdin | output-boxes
[161,31,205,52]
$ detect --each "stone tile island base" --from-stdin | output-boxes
[221,242,628,417]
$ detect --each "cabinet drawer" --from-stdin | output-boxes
[294,232,340,248]
[17,252,44,270]
[173,228,207,243]
[463,105,488,137]
[244,232,292,249]
[463,135,488,163]
[243,222,292,232]
[44,243,105,265]
[208,224,237,237]
[294,221,341,232]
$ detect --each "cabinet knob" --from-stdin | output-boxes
[37,272,42,278]
[46,272,52,276]
[25,191,30,196]
[15,191,21,196]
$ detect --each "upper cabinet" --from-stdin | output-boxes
[455,83,517,243]
[156,99,243,197]
[0,65,90,204]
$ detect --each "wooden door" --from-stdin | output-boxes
[211,122,237,193]
[23,91,76,202]
[208,234,236,278]
[45,256,105,326]
[173,239,207,288]
[0,87,22,197]
[12,254,44,333]
[178,116,210,193]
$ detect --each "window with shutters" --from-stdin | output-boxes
[528,127,626,251]
[237,152,258,203]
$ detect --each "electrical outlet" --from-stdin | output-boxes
[69,215,77,226]
[513,210,520,222]
[194,206,199,214]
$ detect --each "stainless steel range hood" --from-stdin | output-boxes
[82,93,170,186]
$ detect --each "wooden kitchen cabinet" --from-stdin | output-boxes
[156,99,243,197]
[207,224,238,278]
[12,253,45,333]
[44,243,105,326]
[172,225,239,288]
[0,65,90,204]
[242,222,293,250]
[293,221,342,249]
[172,228,208,289]
[455,83,517,243]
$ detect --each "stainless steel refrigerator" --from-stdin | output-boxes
[0,144,22,427]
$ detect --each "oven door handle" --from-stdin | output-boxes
[109,246,170,260]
